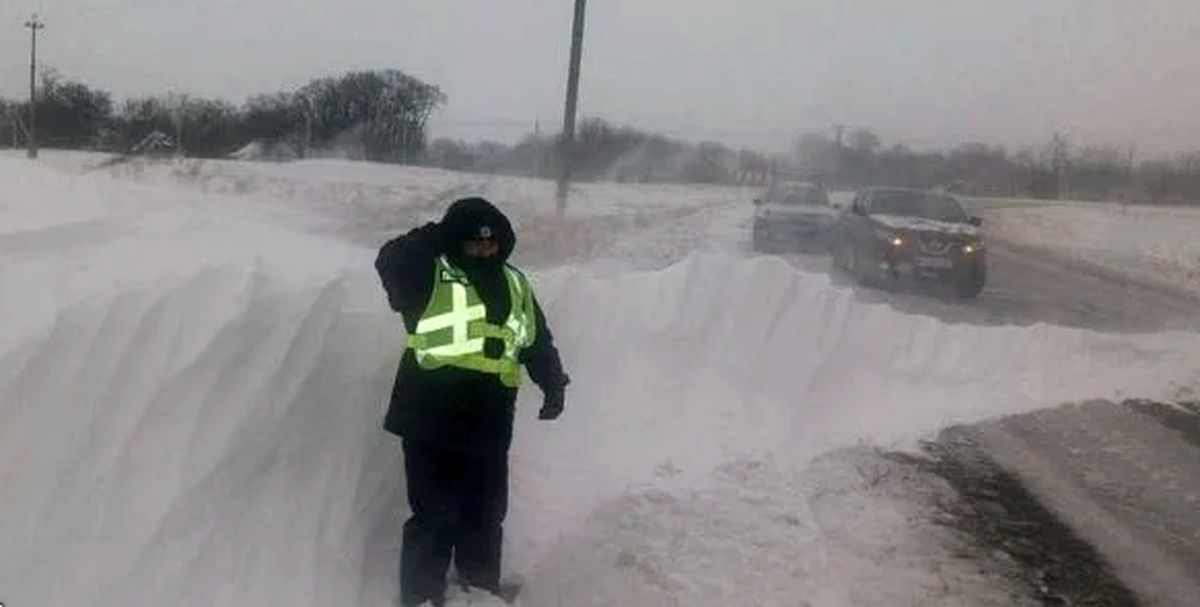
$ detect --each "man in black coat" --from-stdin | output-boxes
[375,197,569,607]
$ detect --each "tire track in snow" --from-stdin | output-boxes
[916,401,1200,607]
[902,430,1141,606]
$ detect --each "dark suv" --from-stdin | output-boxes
[831,187,986,298]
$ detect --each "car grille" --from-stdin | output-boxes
[917,233,954,255]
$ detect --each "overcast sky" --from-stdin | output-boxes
[2,0,1198,155]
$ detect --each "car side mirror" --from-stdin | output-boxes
[968,216,983,227]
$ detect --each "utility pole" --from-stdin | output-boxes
[301,98,312,160]
[533,120,541,178]
[293,93,312,159]
[10,109,20,148]
[24,15,45,159]
[556,0,588,214]
[302,111,312,159]
[167,92,184,157]
[833,123,846,187]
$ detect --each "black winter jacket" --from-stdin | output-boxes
[375,198,568,453]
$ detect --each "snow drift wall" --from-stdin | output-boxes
[5,253,1199,607]
[3,157,1199,607]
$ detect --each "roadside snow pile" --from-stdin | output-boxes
[984,202,1200,297]
[1,158,397,607]
[4,156,1200,607]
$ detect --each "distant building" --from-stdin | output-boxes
[130,130,177,157]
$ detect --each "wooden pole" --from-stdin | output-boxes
[556,0,587,214]
[24,15,45,159]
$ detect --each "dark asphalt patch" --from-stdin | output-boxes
[890,426,1143,607]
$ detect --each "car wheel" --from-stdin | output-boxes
[835,241,850,272]
[955,266,986,299]
[830,240,845,269]
[753,226,771,253]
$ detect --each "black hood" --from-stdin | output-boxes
[441,197,517,330]
[441,197,516,269]
[867,215,977,239]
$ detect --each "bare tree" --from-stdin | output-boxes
[848,128,881,154]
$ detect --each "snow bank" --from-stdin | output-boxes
[17,150,758,271]
[88,153,753,241]
[4,156,1200,606]
[983,201,1200,297]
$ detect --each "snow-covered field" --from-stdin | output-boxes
[3,152,1200,606]
[0,149,754,270]
[981,199,1200,298]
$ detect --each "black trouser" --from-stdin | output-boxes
[400,440,509,606]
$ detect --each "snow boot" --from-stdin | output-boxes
[487,581,522,604]
[400,595,445,607]
[457,579,521,604]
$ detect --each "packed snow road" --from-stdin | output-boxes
[3,154,1200,607]
[774,196,1200,334]
[773,196,1200,605]
[787,238,1200,334]
[996,401,1200,606]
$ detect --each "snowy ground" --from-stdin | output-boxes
[0,150,754,270]
[3,152,1200,607]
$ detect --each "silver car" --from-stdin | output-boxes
[752,181,837,253]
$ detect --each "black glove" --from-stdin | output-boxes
[539,387,566,420]
[417,221,448,255]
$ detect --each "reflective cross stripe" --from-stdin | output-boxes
[414,282,486,356]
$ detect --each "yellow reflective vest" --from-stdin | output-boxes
[405,256,537,387]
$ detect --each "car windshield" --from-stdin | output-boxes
[771,185,825,205]
[870,191,968,223]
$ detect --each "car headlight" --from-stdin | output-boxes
[874,228,904,247]
[962,240,984,254]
